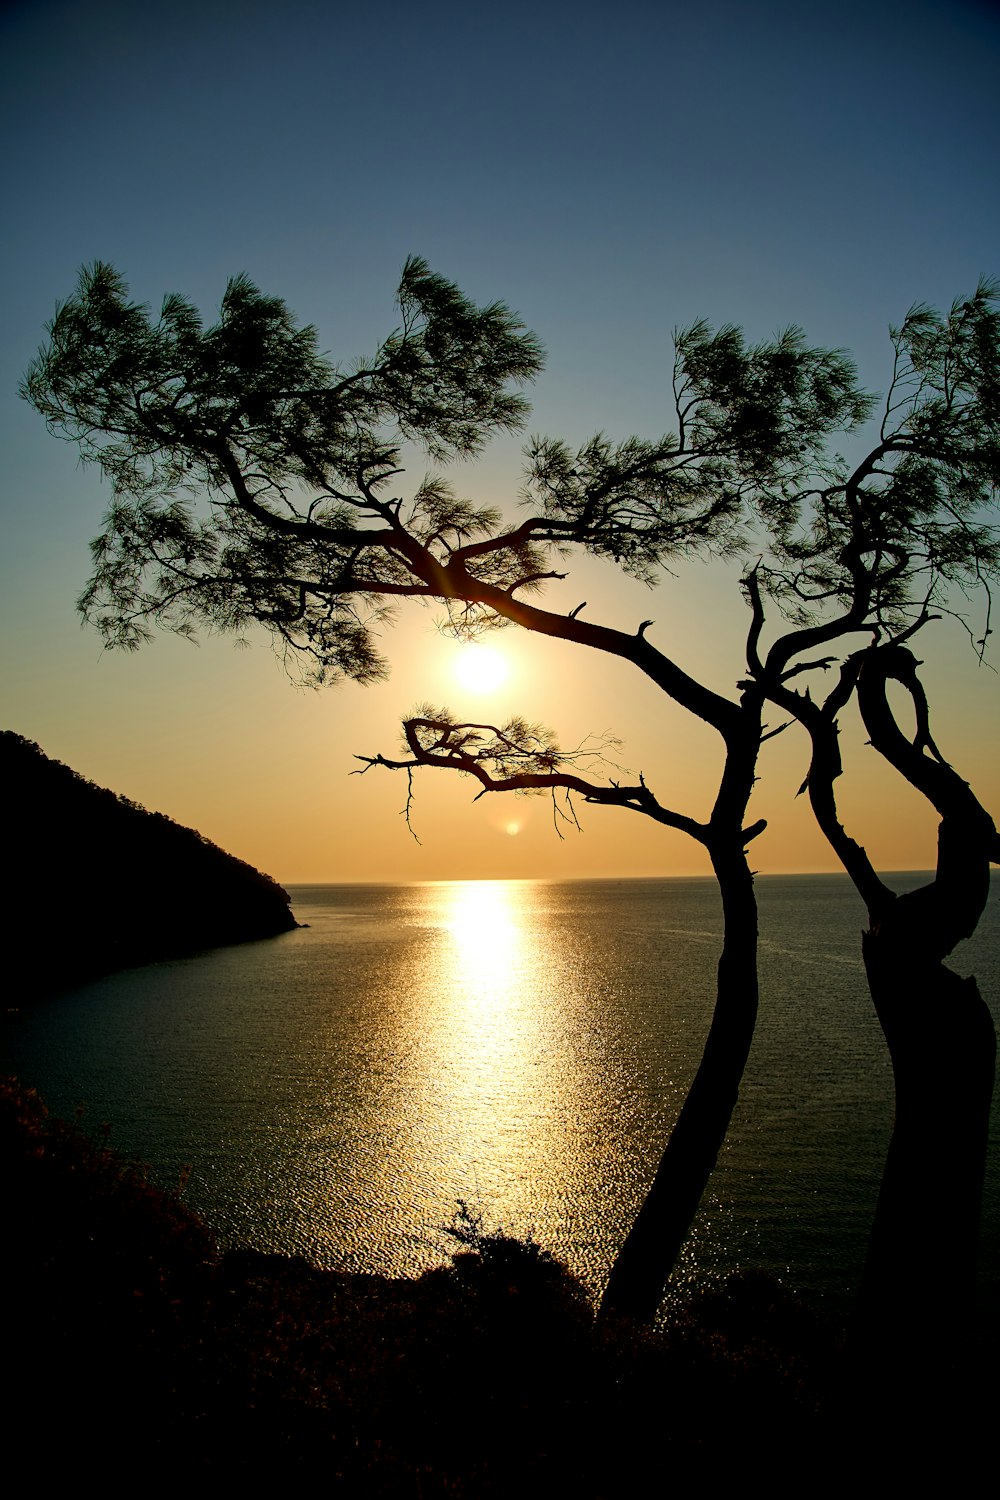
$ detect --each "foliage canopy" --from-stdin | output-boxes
[23,263,999,702]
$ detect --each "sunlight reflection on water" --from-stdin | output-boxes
[5,875,998,1317]
[299,878,686,1287]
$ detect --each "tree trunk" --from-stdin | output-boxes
[599,847,759,1322]
[850,653,999,1351]
[858,901,996,1348]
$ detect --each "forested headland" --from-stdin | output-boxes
[1,731,297,996]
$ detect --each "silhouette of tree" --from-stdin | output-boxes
[22,263,1000,1325]
[735,289,1000,1346]
[802,647,997,1354]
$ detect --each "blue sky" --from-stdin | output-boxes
[2,0,998,881]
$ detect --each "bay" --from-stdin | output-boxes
[5,874,998,1321]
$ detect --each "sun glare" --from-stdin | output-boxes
[452,643,509,694]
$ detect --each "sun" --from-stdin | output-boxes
[452,643,509,694]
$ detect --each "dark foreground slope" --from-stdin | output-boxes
[2,1077,831,1490]
[4,1077,995,1492]
[2,731,297,994]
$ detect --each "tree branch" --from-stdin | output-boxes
[354,715,710,844]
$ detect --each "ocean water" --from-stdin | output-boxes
[5,874,998,1320]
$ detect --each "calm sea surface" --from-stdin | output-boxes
[6,875,998,1320]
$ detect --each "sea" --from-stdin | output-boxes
[5,874,999,1323]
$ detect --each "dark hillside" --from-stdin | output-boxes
[1,731,297,994]
[6,1076,990,1489]
[0,1075,834,1488]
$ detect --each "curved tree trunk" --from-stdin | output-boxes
[859,932,995,1341]
[599,844,759,1322]
[856,839,997,1346]
[853,653,999,1348]
[768,642,996,1350]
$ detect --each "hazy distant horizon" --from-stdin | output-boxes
[280,868,945,887]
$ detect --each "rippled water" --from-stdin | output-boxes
[6,875,998,1318]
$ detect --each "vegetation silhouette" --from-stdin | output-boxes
[0,1077,859,1487]
[771,642,997,1353]
[5,1078,992,1488]
[21,261,999,1332]
[1,731,296,995]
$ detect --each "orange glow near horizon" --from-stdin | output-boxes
[9,577,997,888]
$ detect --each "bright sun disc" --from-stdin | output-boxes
[453,643,509,694]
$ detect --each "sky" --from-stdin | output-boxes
[1,0,998,884]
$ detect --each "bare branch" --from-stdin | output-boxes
[355,712,710,844]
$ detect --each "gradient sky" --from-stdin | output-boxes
[2,0,998,883]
